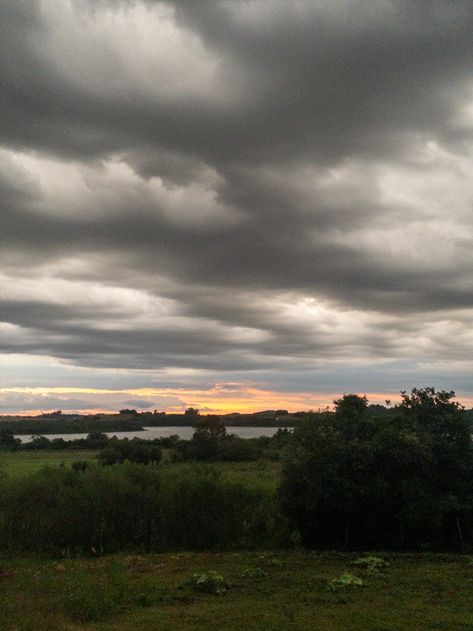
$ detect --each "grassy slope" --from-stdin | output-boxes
[1,551,472,630]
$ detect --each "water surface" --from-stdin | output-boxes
[15,425,284,443]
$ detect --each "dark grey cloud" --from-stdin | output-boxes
[0,393,105,413]
[2,176,472,314]
[2,0,472,166]
[0,0,472,395]
[123,399,155,408]
[0,390,188,414]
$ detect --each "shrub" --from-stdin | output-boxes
[97,439,162,466]
[189,571,227,595]
[158,466,278,550]
[0,462,280,553]
[352,556,389,575]
[0,464,162,553]
[327,573,364,591]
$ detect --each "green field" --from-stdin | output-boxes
[1,451,471,629]
[0,551,472,630]
[0,450,99,477]
[0,451,282,490]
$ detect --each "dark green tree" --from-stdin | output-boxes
[280,389,473,551]
[0,429,21,451]
[189,416,226,461]
[185,407,200,417]
[97,439,161,466]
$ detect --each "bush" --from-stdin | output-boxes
[158,466,278,550]
[327,573,364,591]
[97,439,162,466]
[216,436,261,461]
[0,463,280,553]
[0,464,162,553]
[352,556,389,575]
[188,571,227,595]
[177,424,263,462]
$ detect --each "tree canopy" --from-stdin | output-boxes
[280,388,473,551]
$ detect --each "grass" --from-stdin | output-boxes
[0,551,472,630]
[0,452,471,628]
[0,450,98,477]
[0,451,282,489]
[164,460,282,492]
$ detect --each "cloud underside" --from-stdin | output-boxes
[1,0,473,403]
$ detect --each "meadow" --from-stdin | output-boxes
[1,448,471,630]
[0,450,98,478]
[0,450,281,491]
[1,551,472,630]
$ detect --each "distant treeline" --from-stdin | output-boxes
[0,417,145,435]
[2,406,472,436]
[0,409,305,434]
[2,405,472,436]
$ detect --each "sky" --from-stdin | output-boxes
[1,0,473,415]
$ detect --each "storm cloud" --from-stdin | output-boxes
[1,0,472,411]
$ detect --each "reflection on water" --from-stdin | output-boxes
[15,425,285,443]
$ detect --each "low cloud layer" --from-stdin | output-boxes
[1,1,472,412]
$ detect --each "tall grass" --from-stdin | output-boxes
[0,463,282,554]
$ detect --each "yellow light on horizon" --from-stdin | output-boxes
[2,385,472,416]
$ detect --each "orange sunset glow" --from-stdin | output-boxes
[3,385,473,417]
